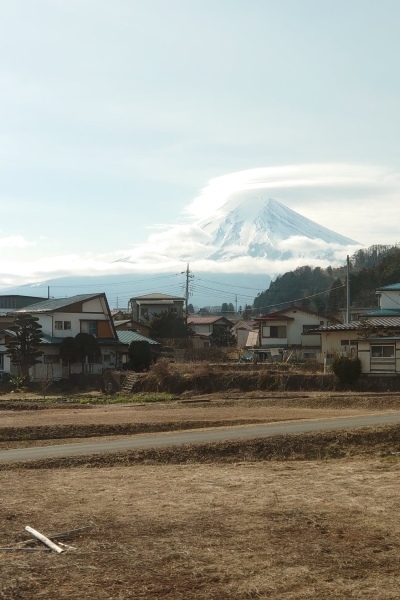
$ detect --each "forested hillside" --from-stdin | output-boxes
[253,245,400,318]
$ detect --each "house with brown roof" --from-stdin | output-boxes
[187,316,234,349]
[0,293,130,380]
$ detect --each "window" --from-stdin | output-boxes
[0,353,3,369]
[55,320,71,331]
[44,355,61,364]
[262,325,286,338]
[303,325,317,333]
[340,340,350,346]
[371,345,395,358]
[81,320,98,336]
[103,354,112,362]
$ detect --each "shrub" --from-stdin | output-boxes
[332,355,362,385]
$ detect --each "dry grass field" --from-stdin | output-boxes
[1,392,400,599]
[2,459,400,599]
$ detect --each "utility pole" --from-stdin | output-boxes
[345,255,350,324]
[182,264,193,325]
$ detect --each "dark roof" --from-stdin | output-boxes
[376,283,400,292]
[187,316,234,326]
[361,308,400,317]
[15,294,105,313]
[317,316,400,332]
[131,293,185,302]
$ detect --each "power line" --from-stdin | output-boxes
[252,284,346,314]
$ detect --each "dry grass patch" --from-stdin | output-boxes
[1,459,400,599]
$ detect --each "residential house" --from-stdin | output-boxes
[0,293,147,380]
[187,316,234,349]
[115,330,160,365]
[130,293,185,323]
[231,320,257,348]
[113,318,151,338]
[316,283,400,374]
[0,295,47,310]
[254,306,331,360]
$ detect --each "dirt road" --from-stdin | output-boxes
[2,411,400,462]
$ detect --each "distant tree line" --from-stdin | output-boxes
[252,244,400,319]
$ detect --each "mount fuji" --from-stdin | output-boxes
[2,195,361,308]
[194,193,359,262]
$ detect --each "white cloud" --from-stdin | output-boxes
[1,162,399,291]
[0,235,34,249]
[186,163,400,246]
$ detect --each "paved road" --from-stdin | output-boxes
[2,412,400,463]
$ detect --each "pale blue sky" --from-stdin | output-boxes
[1,0,400,287]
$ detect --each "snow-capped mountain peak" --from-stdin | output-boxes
[196,194,359,261]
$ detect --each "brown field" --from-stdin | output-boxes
[1,392,400,599]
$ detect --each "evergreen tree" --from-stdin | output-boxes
[128,340,153,371]
[150,310,193,339]
[6,314,43,379]
[59,336,80,376]
[74,333,101,373]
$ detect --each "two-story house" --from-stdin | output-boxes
[187,316,234,349]
[129,293,185,323]
[254,306,330,359]
[0,293,127,380]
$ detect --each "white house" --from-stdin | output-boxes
[0,293,126,380]
[254,306,330,357]
[316,281,400,373]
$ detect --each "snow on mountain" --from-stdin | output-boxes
[196,193,360,261]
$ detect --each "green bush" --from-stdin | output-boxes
[332,355,362,385]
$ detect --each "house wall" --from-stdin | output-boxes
[132,301,184,322]
[190,323,213,335]
[378,290,400,310]
[36,309,113,339]
[320,331,360,359]
[0,333,11,372]
[236,329,253,348]
[259,310,328,348]
[358,339,400,374]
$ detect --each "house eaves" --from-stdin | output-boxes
[15,294,105,314]
[131,293,185,301]
[254,315,294,322]
[116,331,160,345]
[317,316,400,332]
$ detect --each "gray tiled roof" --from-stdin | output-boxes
[318,316,400,331]
[16,294,104,313]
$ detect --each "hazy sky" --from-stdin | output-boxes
[1,0,400,289]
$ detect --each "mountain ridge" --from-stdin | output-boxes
[197,195,359,261]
